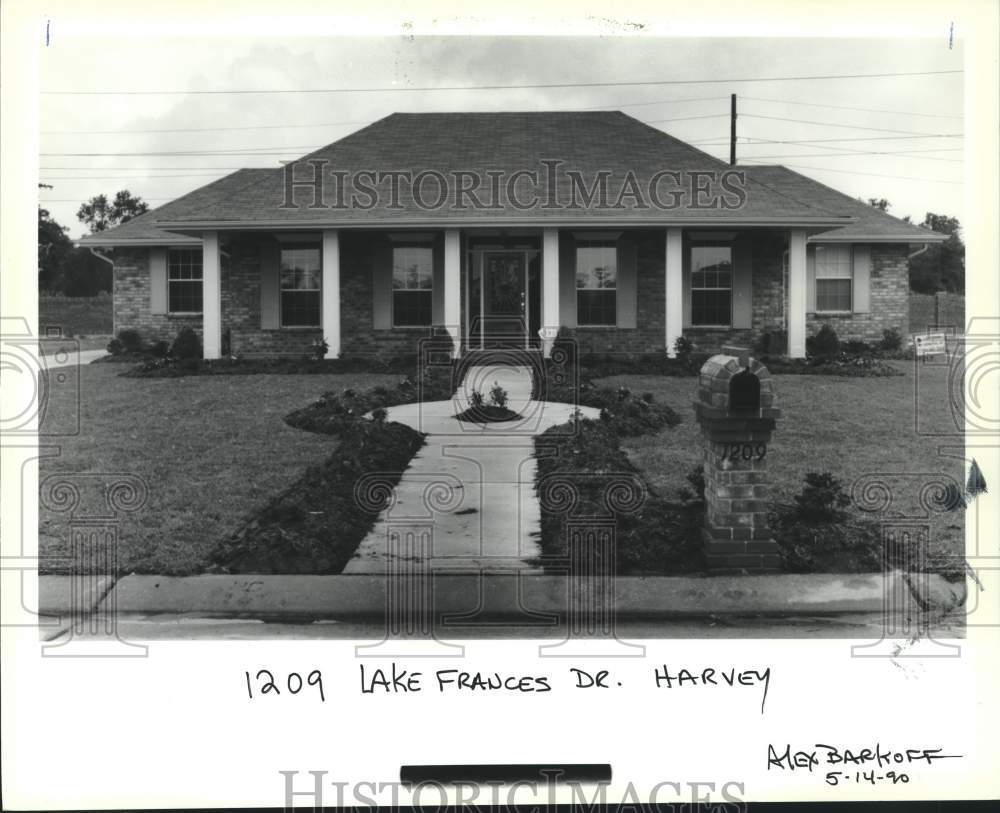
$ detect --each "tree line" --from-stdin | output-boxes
[38,188,148,296]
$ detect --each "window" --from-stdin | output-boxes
[280,247,321,327]
[690,245,732,326]
[814,245,853,312]
[576,243,617,326]
[168,249,203,313]
[392,245,433,327]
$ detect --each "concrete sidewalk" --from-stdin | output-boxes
[344,364,599,574]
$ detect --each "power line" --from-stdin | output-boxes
[741,96,963,119]
[42,121,368,136]
[740,113,960,137]
[736,148,962,162]
[741,161,962,184]
[689,134,963,145]
[41,69,962,95]
[644,114,730,124]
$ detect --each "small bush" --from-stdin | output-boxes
[170,327,202,360]
[489,382,509,410]
[840,339,873,357]
[792,472,851,522]
[468,390,485,409]
[312,337,329,360]
[673,335,695,369]
[806,324,840,363]
[116,328,143,353]
[106,338,124,356]
[880,327,903,353]
[149,340,170,358]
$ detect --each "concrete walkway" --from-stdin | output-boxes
[343,364,599,574]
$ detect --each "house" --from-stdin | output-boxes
[78,111,947,360]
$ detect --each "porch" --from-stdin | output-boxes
[172,226,836,361]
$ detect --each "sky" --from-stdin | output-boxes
[39,35,964,239]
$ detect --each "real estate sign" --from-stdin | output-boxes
[914,332,947,357]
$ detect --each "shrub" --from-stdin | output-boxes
[880,327,903,353]
[106,338,124,356]
[312,337,329,360]
[840,339,873,357]
[116,328,143,353]
[673,335,695,369]
[806,324,840,363]
[489,382,509,410]
[468,389,485,409]
[792,472,851,522]
[677,464,706,502]
[149,340,170,358]
[170,327,202,360]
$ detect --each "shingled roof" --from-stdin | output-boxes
[739,165,948,242]
[147,112,854,230]
[82,112,944,242]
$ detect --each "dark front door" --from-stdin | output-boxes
[482,251,526,347]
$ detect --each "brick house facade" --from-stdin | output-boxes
[83,113,945,359]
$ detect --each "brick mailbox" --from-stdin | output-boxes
[693,345,782,571]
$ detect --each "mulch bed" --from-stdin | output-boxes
[454,405,522,423]
[207,420,425,574]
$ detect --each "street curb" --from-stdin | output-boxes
[38,575,114,616]
[67,570,966,620]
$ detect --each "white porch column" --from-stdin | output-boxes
[444,229,461,357]
[788,229,807,358]
[541,228,560,358]
[321,229,341,357]
[665,227,683,357]
[202,231,222,359]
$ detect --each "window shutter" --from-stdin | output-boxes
[431,235,445,325]
[731,238,752,329]
[149,248,168,314]
[681,241,692,328]
[372,237,393,329]
[616,235,638,329]
[259,242,280,329]
[852,244,871,313]
[806,245,816,313]
[558,231,577,328]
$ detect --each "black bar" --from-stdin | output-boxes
[400,763,612,786]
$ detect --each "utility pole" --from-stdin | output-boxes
[730,93,737,166]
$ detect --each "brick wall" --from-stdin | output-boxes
[112,232,913,359]
[807,243,910,342]
[112,248,202,344]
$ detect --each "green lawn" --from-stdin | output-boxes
[595,360,965,564]
[39,364,398,574]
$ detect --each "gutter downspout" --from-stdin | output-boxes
[908,243,931,260]
[88,247,116,337]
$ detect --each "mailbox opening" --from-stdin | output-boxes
[729,368,761,412]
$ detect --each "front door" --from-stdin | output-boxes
[482,251,527,347]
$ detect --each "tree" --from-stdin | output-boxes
[867,198,891,212]
[909,213,965,294]
[38,206,73,291]
[77,189,149,233]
